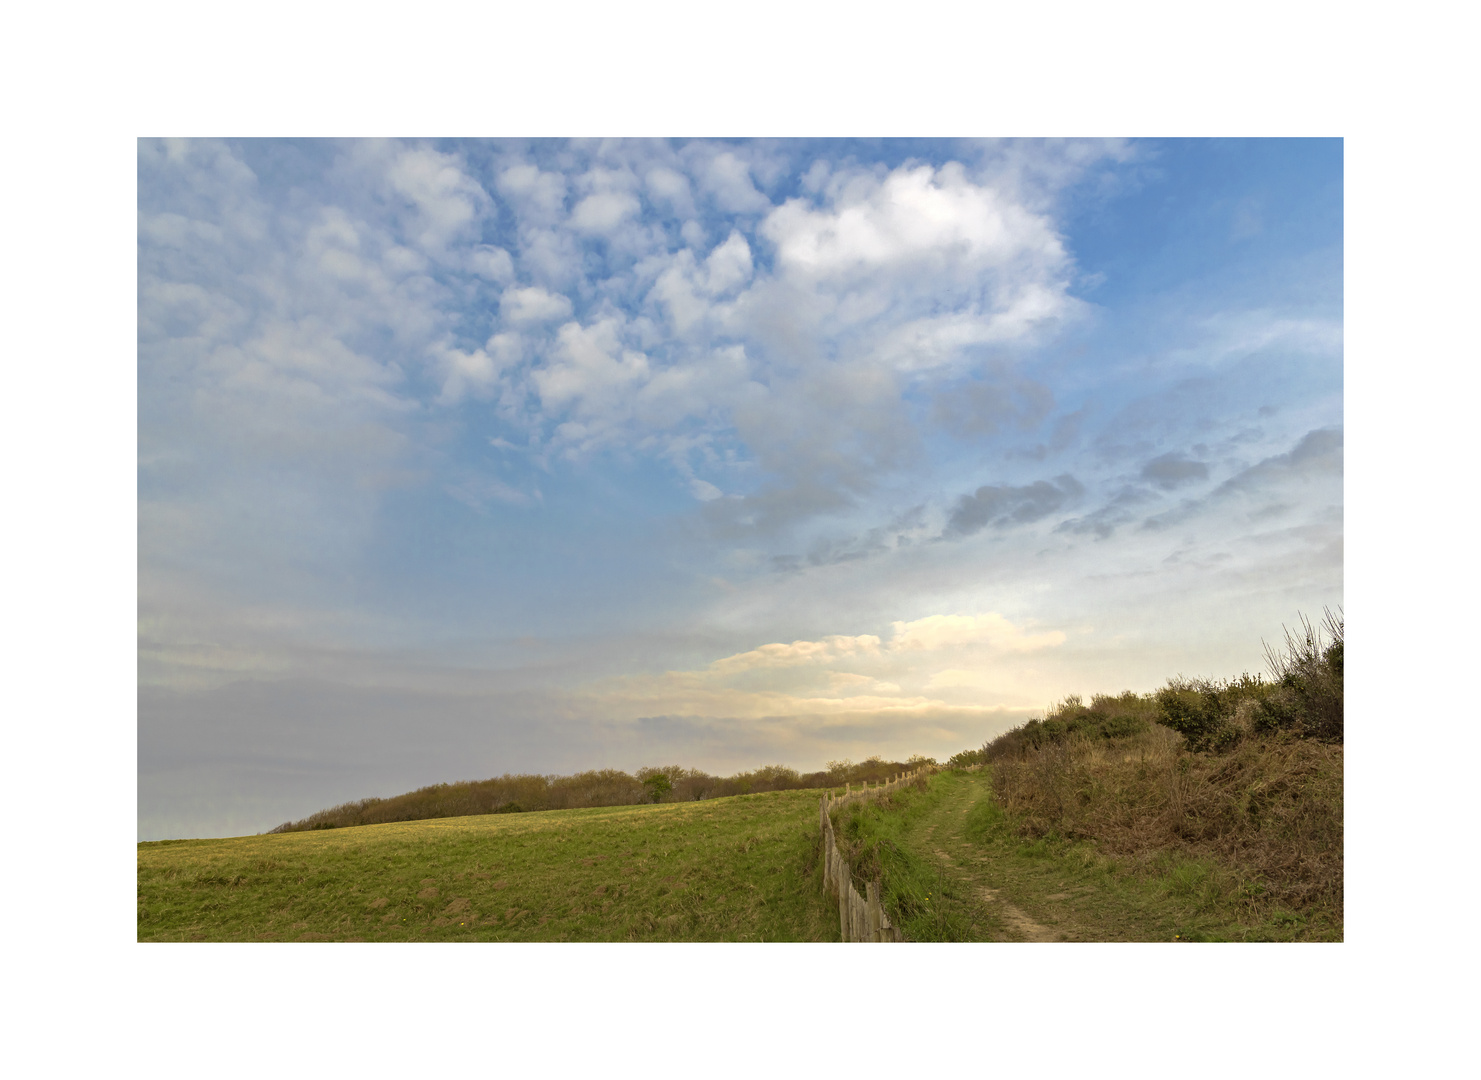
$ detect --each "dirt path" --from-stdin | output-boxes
[906,775,1070,942]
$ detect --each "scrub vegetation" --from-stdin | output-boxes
[267,756,932,833]
[935,609,1344,939]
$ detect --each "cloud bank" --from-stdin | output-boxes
[138,139,1343,838]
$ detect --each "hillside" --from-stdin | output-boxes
[822,610,1344,940]
[266,756,930,833]
[139,611,1342,943]
[138,789,840,942]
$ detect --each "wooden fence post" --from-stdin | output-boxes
[838,861,849,941]
[819,777,910,942]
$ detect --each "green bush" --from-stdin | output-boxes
[981,689,1157,762]
[1253,609,1344,742]
[1155,674,1267,752]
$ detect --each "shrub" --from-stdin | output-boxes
[1254,608,1344,742]
[1155,673,1267,752]
[957,611,1346,925]
[947,747,986,768]
[268,756,932,832]
[980,689,1157,763]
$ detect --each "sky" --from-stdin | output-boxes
[138,138,1342,840]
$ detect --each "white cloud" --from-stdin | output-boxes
[766,162,1058,277]
[708,634,884,674]
[501,285,574,325]
[645,166,695,216]
[703,230,753,294]
[888,613,1066,653]
[433,340,511,404]
[531,317,651,423]
[464,150,1106,519]
[754,161,1078,374]
[468,244,514,281]
[385,147,490,253]
[575,611,1065,730]
[694,149,771,213]
[496,163,568,223]
[570,190,641,233]
[142,140,1126,551]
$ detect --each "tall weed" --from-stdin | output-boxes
[967,612,1344,922]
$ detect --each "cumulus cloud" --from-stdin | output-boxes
[496,162,568,223]
[532,318,650,418]
[280,142,1111,530]
[433,341,502,403]
[385,146,491,253]
[135,140,1131,570]
[577,611,1065,727]
[645,166,695,216]
[570,190,641,233]
[693,149,771,213]
[757,161,1078,370]
[501,285,574,325]
[468,245,514,281]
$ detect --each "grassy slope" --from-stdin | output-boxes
[871,770,1340,941]
[138,789,838,942]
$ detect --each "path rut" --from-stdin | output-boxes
[910,780,1065,942]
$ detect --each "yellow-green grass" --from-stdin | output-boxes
[872,771,1342,941]
[138,789,840,942]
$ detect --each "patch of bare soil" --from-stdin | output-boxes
[974,880,1057,942]
[920,791,1072,942]
[928,838,1057,942]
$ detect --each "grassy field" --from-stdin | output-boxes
[138,788,841,942]
[139,765,1338,943]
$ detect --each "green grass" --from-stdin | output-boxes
[831,779,979,942]
[137,770,1339,942]
[138,789,839,942]
[921,769,1341,941]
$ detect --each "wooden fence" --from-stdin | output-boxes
[819,768,933,942]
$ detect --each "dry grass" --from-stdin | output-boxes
[989,720,1343,918]
[971,611,1344,931]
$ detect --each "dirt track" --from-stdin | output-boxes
[901,773,1072,942]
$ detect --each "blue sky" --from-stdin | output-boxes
[138,138,1342,839]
